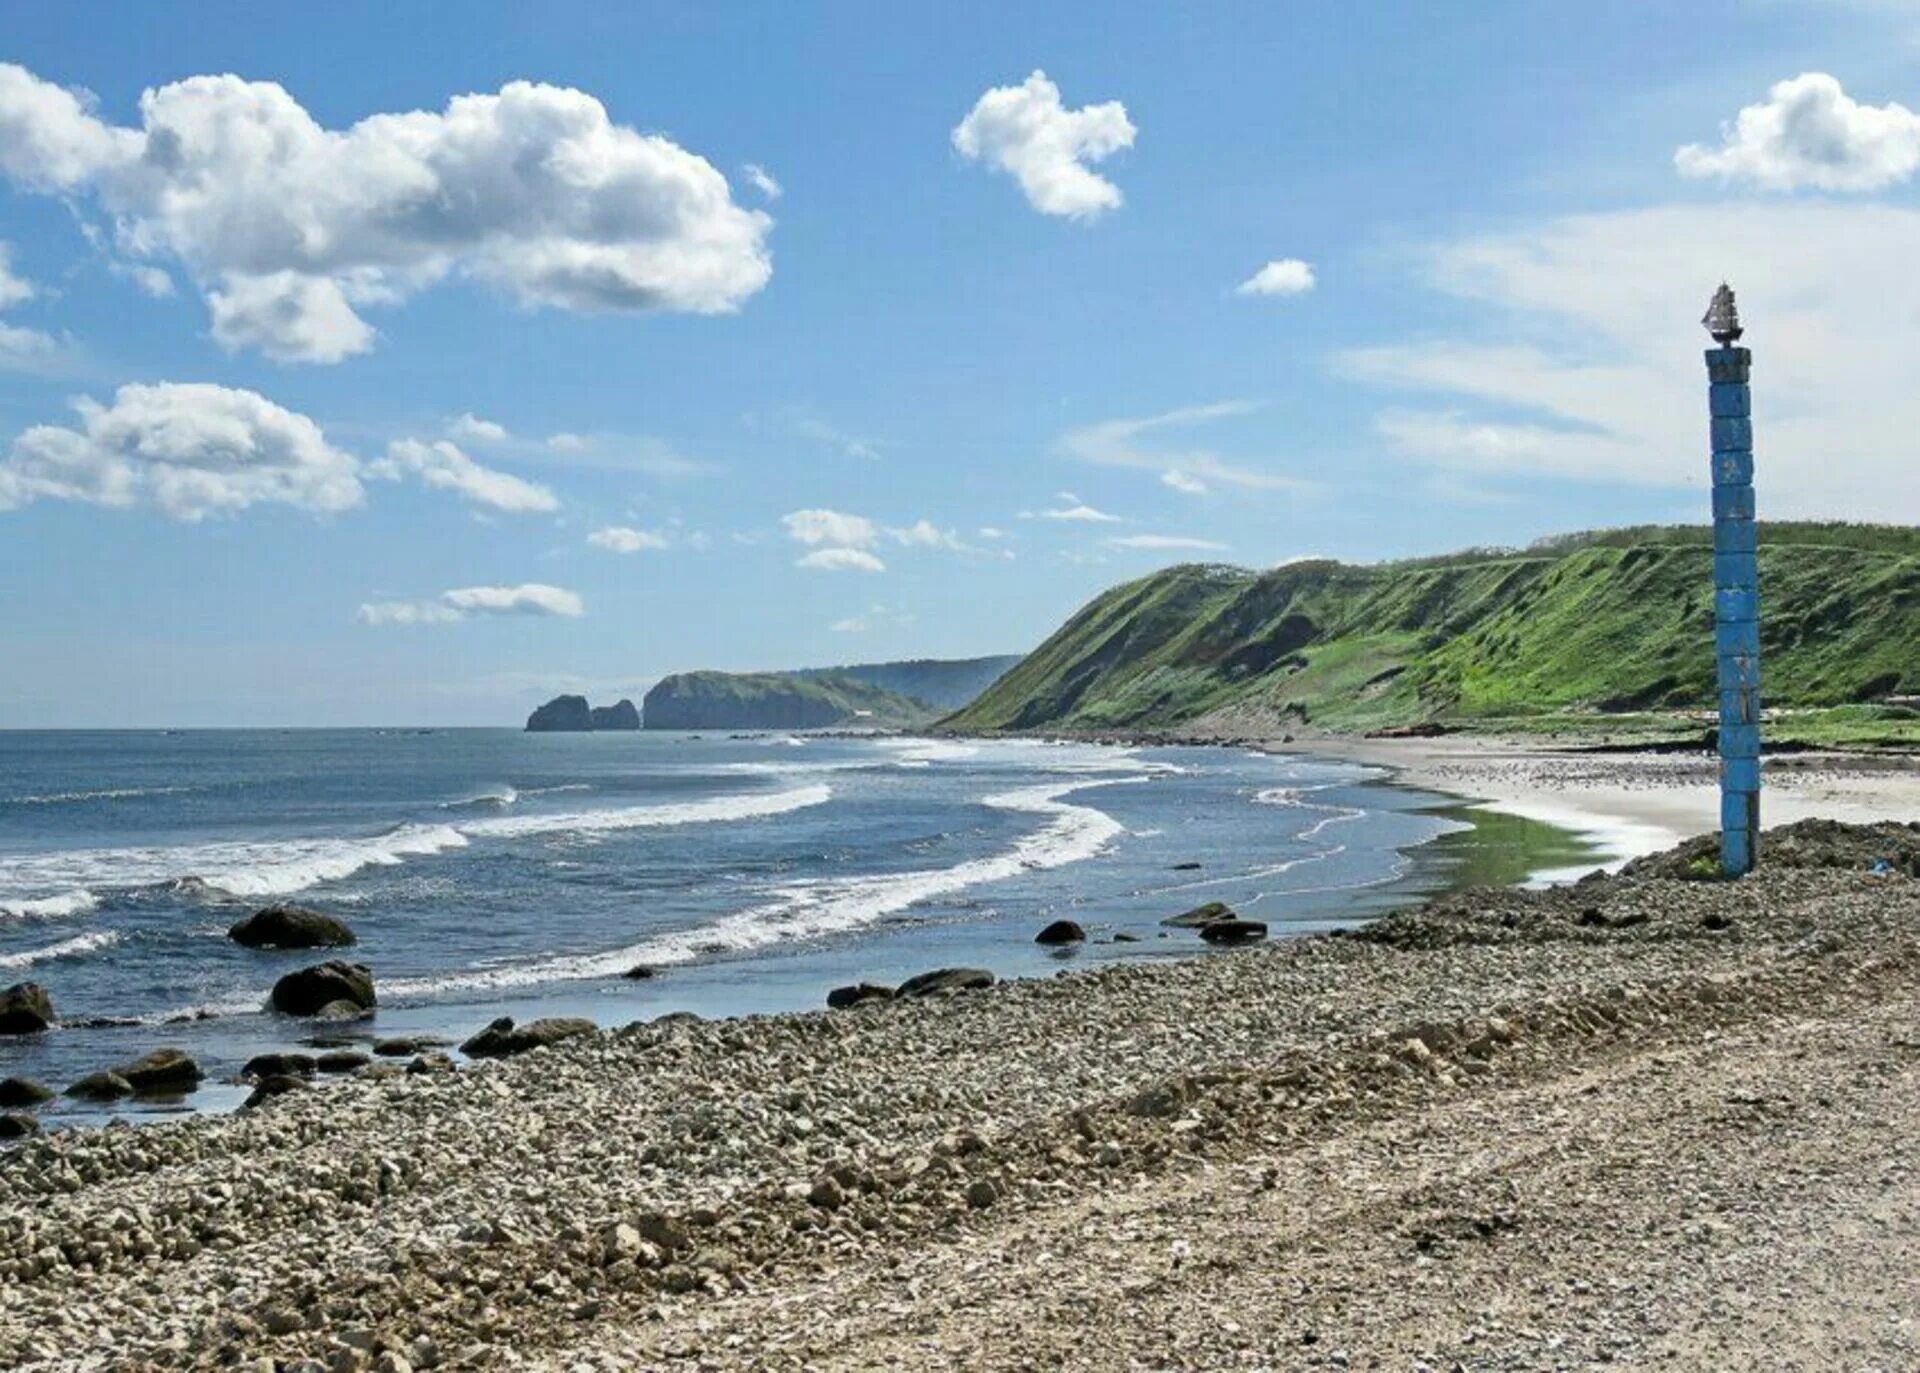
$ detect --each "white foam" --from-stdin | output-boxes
[0,930,120,969]
[458,785,831,840]
[443,785,518,810]
[1254,785,1367,840]
[877,738,981,765]
[5,785,193,806]
[384,777,1139,998]
[0,889,102,920]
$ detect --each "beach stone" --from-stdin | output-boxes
[407,1052,457,1076]
[1199,918,1269,946]
[897,967,996,998]
[317,1049,372,1073]
[66,1071,133,1101]
[271,961,376,1017]
[373,1036,444,1057]
[0,1111,41,1139]
[115,1048,204,1094]
[242,1052,317,1081]
[1113,932,1142,943]
[827,983,894,1010]
[460,1016,597,1058]
[1035,919,1086,945]
[0,982,54,1035]
[228,904,356,950]
[0,1076,53,1108]
[1163,901,1235,928]
[243,1074,308,1109]
[312,998,374,1022]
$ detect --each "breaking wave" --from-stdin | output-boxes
[0,930,121,969]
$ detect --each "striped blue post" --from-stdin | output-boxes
[1705,317,1759,876]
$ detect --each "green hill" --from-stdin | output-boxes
[643,670,941,730]
[945,523,1920,742]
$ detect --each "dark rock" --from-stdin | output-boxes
[1162,901,1235,929]
[114,1048,204,1094]
[1701,911,1734,932]
[243,1074,307,1109]
[827,983,895,1010]
[1112,932,1142,943]
[1199,918,1268,946]
[1170,862,1203,871]
[654,1011,703,1025]
[1034,919,1086,946]
[316,1049,371,1073]
[526,695,594,732]
[459,1015,598,1059]
[228,905,356,950]
[0,1113,41,1139]
[407,1051,457,1076]
[0,982,54,1035]
[0,1076,53,1108]
[622,964,660,981]
[66,1071,133,1101]
[373,1036,444,1057]
[897,968,995,999]
[67,1015,145,1029]
[270,961,376,1017]
[589,699,641,730]
[241,1052,316,1081]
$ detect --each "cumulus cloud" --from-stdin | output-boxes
[952,70,1135,219]
[797,547,885,573]
[1107,534,1228,551]
[0,382,361,520]
[587,525,670,553]
[369,438,557,514]
[743,163,782,200]
[359,582,582,624]
[449,413,509,445]
[1337,201,1920,518]
[1675,72,1920,192]
[781,508,879,548]
[0,63,774,361]
[1236,258,1316,297]
[1060,403,1313,493]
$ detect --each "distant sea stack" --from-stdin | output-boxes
[525,695,640,732]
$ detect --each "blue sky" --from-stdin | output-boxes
[3,0,1920,725]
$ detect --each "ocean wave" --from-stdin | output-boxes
[4,785,194,806]
[0,784,834,911]
[0,930,121,969]
[384,776,1139,998]
[0,889,101,920]
[442,785,518,810]
[877,738,981,766]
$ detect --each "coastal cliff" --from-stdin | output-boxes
[640,655,1020,731]
[525,696,640,732]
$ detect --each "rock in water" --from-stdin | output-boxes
[242,1052,317,1081]
[1199,918,1268,946]
[228,905,357,950]
[896,968,995,999]
[114,1049,204,1094]
[0,1076,53,1108]
[271,962,377,1017]
[460,1016,598,1058]
[525,695,594,732]
[66,1071,133,1101]
[1034,919,1086,946]
[0,982,54,1035]
[0,1113,40,1139]
[590,699,641,730]
[622,964,660,981]
[827,983,894,1010]
[1162,901,1236,929]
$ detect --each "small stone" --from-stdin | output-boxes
[965,1178,999,1209]
[809,1176,845,1210]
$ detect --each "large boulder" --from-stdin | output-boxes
[228,906,356,950]
[0,1077,53,1108]
[459,1016,597,1059]
[0,982,54,1035]
[114,1049,204,1094]
[897,968,995,999]
[1035,919,1086,946]
[1199,918,1269,946]
[0,1113,40,1140]
[1162,901,1235,929]
[66,1071,132,1101]
[271,962,376,1018]
[827,982,894,1010]
[242,1052,316,1081]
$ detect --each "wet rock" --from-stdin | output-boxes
[271,961,376,1017]
[0,981,54,1035]
[459,1016,598,1059]
[407,1052,457,1076]
[0,1076,53,1108]
[373,1036,444,1057]
[66,1071,133,1101]
[244,1074,308,1109]
[827,983,894,1010]
[622,965,659,980]
[0,1112,41,1139]
[115,1048,205,1094]
[1171,861,1204,871]
[242,1052,317,1081]
[1112,932,1142,943]
[1035,919,1086,945]
[1199,918,1269,946]
[317,1049,372,1073]
[228,905,356,950]
[312,998,374,1023]
[1163,901,1235,928]
[897,968,996,998]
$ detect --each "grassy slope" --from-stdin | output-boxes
[947,523,1920,744]
[643,670,936,729]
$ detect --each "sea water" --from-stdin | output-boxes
[0,729,1523,1122]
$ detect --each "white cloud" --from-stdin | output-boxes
[952,70,1135,220]
[1236,258,1316,297]
[781,508,879,547]
[546,432,588,452]
[1061,402,1313,493]
[790,415,881,461]
[888,518,967,549]
[449,413,509,445]
[1675,72,1920,191]
[978,526,1008,540]
[797,547,885,573]
[1161,469,1208,495]
[0,382,361,520]
[744,163,782,200]
[116,263,175,298]
[1338,201,1920,518]
[830,616,868,633]
[1107,533,1228,552]
[370,438,558,513]
[0,243,33,310]
[0,63,774,361]
[588,525,670,553]
[0,241,56,368]
[359,582,583,624]
[1024,492,1124,523]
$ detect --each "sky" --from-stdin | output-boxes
[4,1,1920,726]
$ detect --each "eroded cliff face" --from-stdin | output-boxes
[641,675,863,730]
[525,696,638,731]
[588,700,640,730]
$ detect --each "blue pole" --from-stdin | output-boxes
[1705,336,1759,875]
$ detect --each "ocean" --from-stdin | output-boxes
[0,729,1586,1122]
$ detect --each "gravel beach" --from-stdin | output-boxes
[2,816,1917,1371]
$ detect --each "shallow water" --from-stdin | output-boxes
[0,729,1577,1124]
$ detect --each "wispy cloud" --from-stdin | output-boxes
[1106,534,1228,552]
[1059,402,1313,493]
[359,582,584,625]
[1021,491,1123,523]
